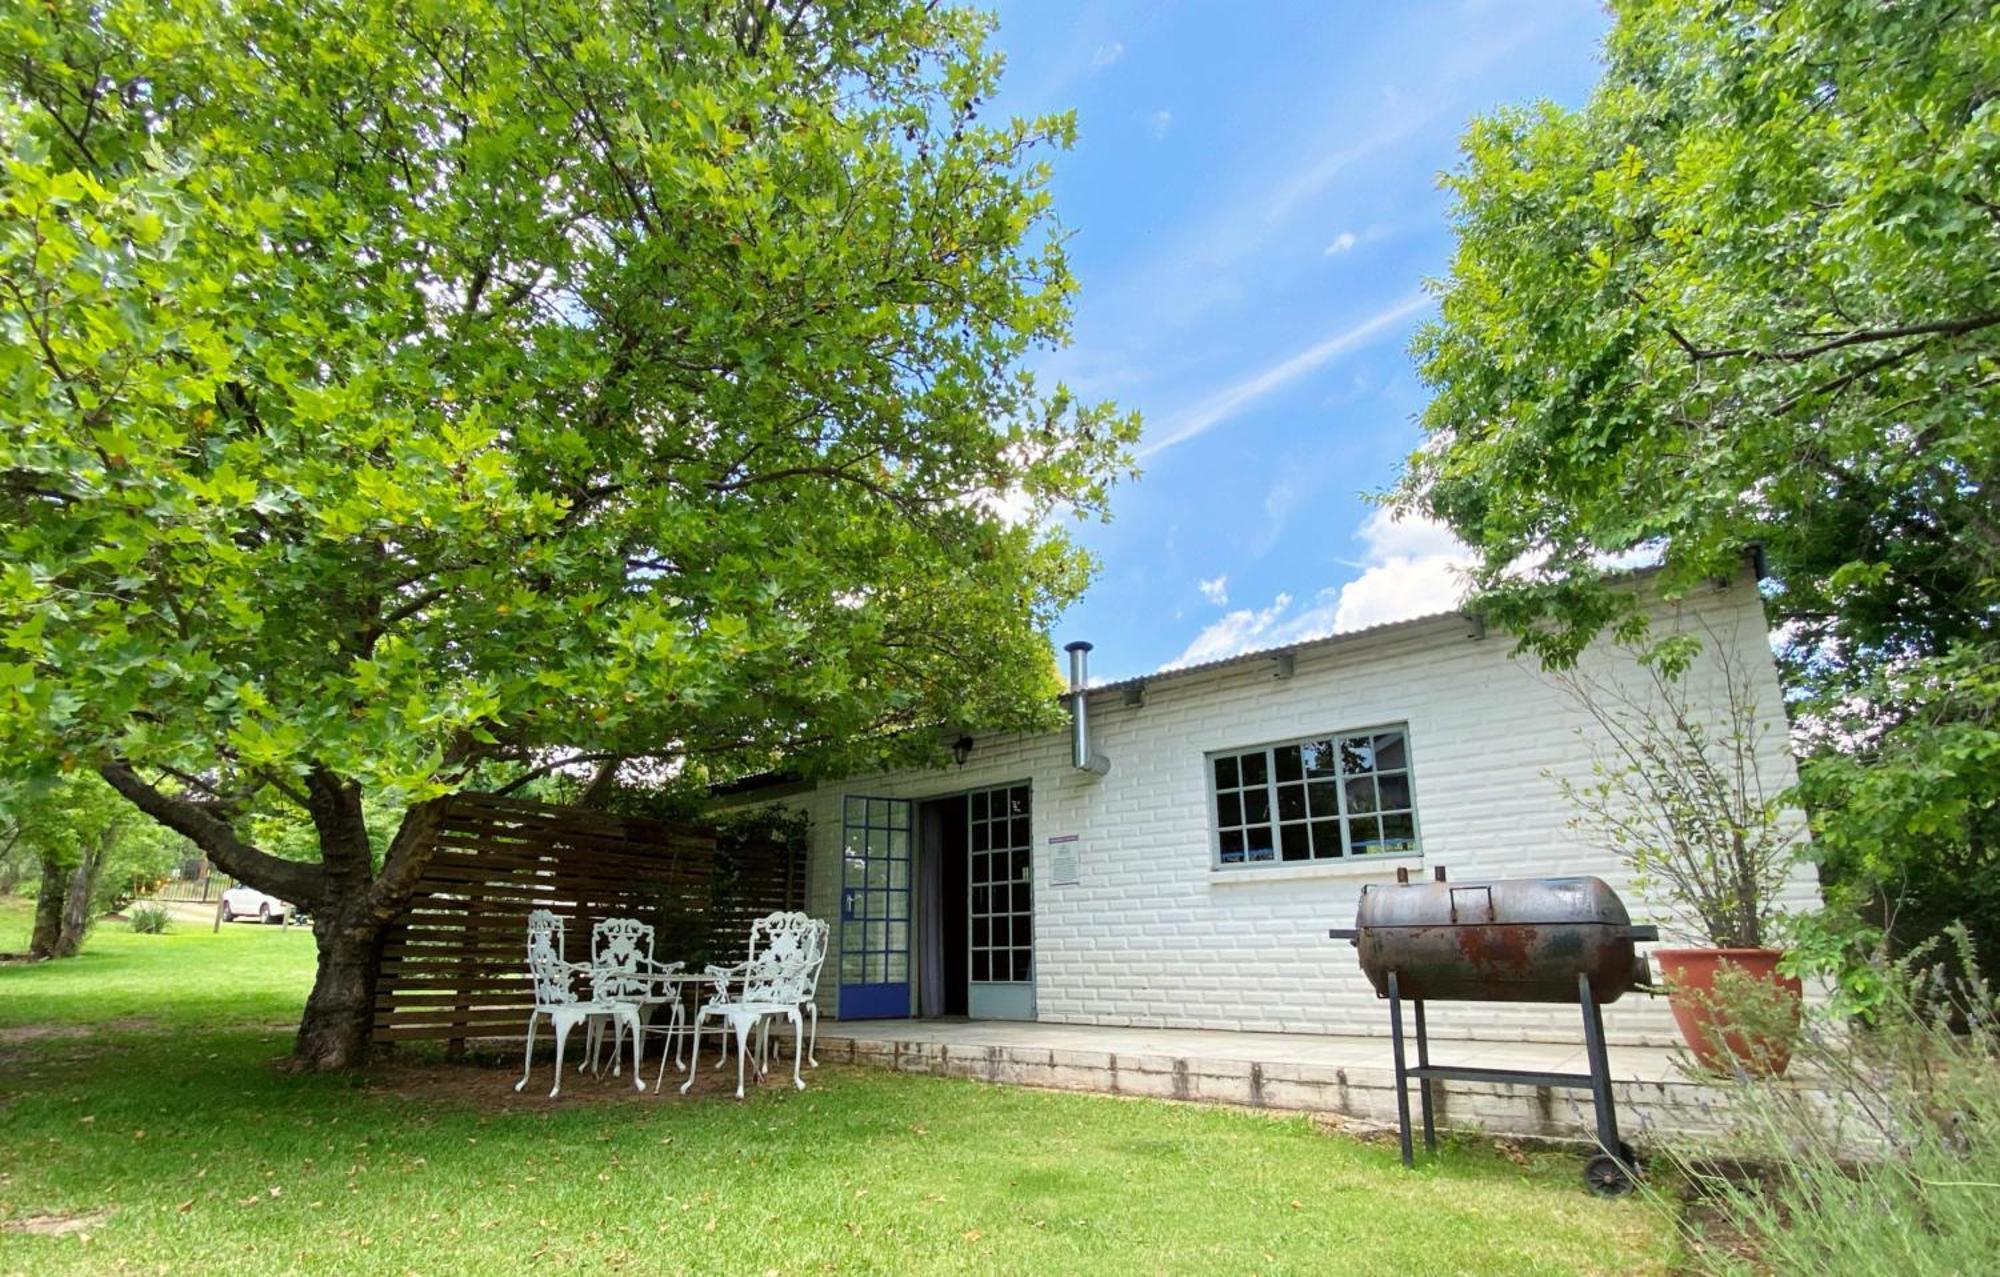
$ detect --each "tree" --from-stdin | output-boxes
[1395,0,1998,965]
[2,772,172,958]
[0,1,1134,1067]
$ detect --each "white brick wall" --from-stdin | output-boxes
[756,573,1818,1047]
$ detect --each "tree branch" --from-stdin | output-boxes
[98,761,327,906]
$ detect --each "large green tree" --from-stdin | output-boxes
[1397,0,1998,959]
[0,0,1133,1066]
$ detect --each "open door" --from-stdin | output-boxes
[966,783,1034,1020]
[837,796,913,1019]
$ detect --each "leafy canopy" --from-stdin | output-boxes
[0,0,1136,851]
[1397,0,1998,950]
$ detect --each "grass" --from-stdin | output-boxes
[0,896,1671,1275]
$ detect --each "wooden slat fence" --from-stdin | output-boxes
[371,793,808,1044]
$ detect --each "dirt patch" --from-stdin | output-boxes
[364,1049,841,1111]
[0,1017,156,1045]
[2,1207,112,1237]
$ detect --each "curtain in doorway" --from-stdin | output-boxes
[918,801,946,1017]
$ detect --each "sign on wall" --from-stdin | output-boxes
[1047,833,1080,886]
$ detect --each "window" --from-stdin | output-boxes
[1210,726,1419,866]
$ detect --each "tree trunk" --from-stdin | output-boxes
[56,841,108,957]
[290,910,387,1070]
[29,854,65,959]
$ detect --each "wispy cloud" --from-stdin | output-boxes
[1323,231,1359,255]
[1092,40,1126,69]
[1136,292,1430,459]
[1147,108,1174,139]
[1198,574,1229,606]
[1161,509,1472,669]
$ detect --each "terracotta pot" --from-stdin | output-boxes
[1653,947,1803,1076]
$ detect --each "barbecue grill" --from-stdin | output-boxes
[1329,866,1659,1196]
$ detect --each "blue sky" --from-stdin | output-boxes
[982,1,1613,681]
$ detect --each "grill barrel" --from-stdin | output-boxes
[1331,874,1659,1004]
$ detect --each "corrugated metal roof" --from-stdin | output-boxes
[1074,605,1475,699]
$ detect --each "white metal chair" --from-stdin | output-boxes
[680,938,813,1100]
[580,916,688,1090]
[514,910,643,1098]
[708,911,824,1069]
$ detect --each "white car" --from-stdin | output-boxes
[220,883,292,924]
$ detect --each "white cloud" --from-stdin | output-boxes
[1147,109,1174,140]
[1323,231,1358,255]
[1137,293,1430,459]
[1092,41,1126,69]
[1198,575,1229,606]
[1161,509,1472,669]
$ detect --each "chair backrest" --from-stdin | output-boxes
[739,941,815,1006]
[591,916,656,999]
[525,909,577,1009]
[801,918,831,997]
[746,911,818,966]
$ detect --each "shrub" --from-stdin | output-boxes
[1663,928,2000,1274]
[127,903,170,935]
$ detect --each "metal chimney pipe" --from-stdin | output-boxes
[1064,641,1111,776]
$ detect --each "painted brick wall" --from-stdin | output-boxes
[762,573,1818,1047]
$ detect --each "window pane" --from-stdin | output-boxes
[1377,773,1411,812]
[1345,776,1379,814]
[972,885,989,913]
[1348,816,1384,853]
[1303,740,1339,777]
[972,951,990,982]
[973,916,989,947]
[1220,829,1245,862]
[1311,819,1343,858]
[841,952,863,981]
[1010,786,1030,815]
[1016,915,1032,947]
[886,953,908,982]
[1307,780,1340,817]
[971,790,989,820]
[1340,737,1376,774]
[1277,782,1306,821]
[971,821,990,852]
[1217,791,1242,826]
[1373,732,1408,770]
[1380,812,1416,851]
[1242,787,1270,824]
[1240,751,1269,786]
[1012,848,1031,880]
[889,921,908,952]
[1274,745,1303,783]
[1010,817,1030,849]
[869,798,889,825]
[1214,756,1239,790]
[890,857,908,888]
[1012,883,1030,912]
[1244,825,1275,862]
[1280,824,1311,861]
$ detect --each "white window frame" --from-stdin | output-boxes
[1206,723,1423,871]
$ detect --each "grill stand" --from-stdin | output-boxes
[1384,969,1640,1197]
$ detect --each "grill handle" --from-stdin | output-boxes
[1623,924,1661,942]
[1328,928,1358,942]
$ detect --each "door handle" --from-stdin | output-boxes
[842,889,857,921]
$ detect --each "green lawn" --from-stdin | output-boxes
[0,897,1671,1275]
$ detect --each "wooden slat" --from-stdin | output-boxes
[370,792,807,1044]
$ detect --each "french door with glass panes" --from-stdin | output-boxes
[837,796,913,1019]
[967,783,1034,1020]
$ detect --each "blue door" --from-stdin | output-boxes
[838,796,912,1019]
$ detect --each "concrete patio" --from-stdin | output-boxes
[816,1018,1739,1146]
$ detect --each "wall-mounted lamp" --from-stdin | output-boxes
[951,734,975,768]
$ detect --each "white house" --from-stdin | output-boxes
[725,567,1819,1048]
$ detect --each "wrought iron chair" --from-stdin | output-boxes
[680,935,814,1100]
[580,916,687,1089]
[514,910,643,1098]
[707,912,824,1069]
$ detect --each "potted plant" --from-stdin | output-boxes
[1554,631,1808,1074]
